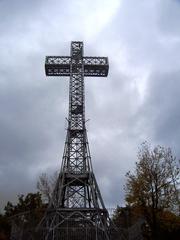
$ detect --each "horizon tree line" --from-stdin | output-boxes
[0,142,179,240]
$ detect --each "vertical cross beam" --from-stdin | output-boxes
[68,42,85,175]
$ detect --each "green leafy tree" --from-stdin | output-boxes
[4,192,45,240]
[4,192,44,217]
[125,142,180,239]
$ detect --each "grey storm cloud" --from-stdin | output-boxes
[0,0,180,210]
[139,71,180,151]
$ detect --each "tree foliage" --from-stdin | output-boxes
[0,214,10,240]
[4,192,44,217]
[125,142,180,239]
[0,192,45,239]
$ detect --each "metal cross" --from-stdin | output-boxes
[45,42,109,176]
[45,41,109,77]
[38,42,110,240]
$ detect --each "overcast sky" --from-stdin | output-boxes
[0,0,180,210]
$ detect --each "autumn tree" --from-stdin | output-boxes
[125,142,180,239]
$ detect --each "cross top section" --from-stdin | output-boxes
[45,41,109,77]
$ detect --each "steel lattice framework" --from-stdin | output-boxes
[38,41,110,240]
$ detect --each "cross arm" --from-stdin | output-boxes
[45,56,71,76]
[45,56,109,77]
[83,57,109,77]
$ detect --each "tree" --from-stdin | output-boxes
[0,214,10,240]
[125,142,180,239]
[112,205,146,240]
[37,171,58,203]
[4,192,44,217]
[4,192,45,240]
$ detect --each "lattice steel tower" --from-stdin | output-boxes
[38,41,110,240]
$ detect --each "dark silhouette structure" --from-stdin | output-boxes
[38,41,110,240]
